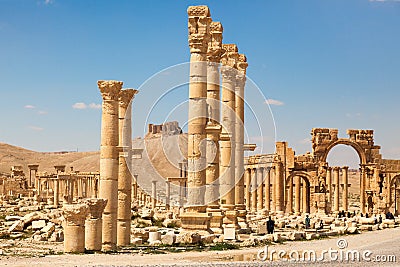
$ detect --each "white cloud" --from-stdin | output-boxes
[265,99,284,106]
[88,103,101,109]
[28,126,44,131]
[73,102,101,110]
[24,105,35,109]
[72,102,87,109]
[44,0,54,5]
[345,112,362,118]
[38,111,48,115]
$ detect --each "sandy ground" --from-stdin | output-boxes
[0,227,399,267]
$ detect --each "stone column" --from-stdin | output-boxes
[165,181,171,210]
[333,166,340,212]
[54,176,59,207]
[205,21,223,211]
[326,167,332,203]
[220,43,238,212]
[245,168,251,211]
[360,166,366,214]
[257,167,264,211]
[302,180,308,213]
[342,166,349,211]
[186,5,210,213]
[287,177,293,214]
[132,174,138,201]
[63,204,88,253]
[274,162,284,212]
[251,168,257,212]
[117,88,138,247]
[271,166,276,212]
[151,180,157,209]
[179,180,185,208]
[234,54,248,213]
[98,80,122,251]
[264,167,271,211]
[294,176,301,214]
[85,199,107,251]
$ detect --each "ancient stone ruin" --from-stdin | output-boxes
[0,5,399,256]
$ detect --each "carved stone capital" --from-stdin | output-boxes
[63,203,88,224]
[237,54,248,75]
[221,44,239,68]
[119,88,138,108]
[85,198,107,219]
[98,80,123,101]
[188,6,211,54]
[207,22,224,62]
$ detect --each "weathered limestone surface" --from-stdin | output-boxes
[117,88,138,246]
[98,80,122,251]
[63,203,88,253]
[85,198,107,251]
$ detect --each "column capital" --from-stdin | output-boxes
[119,88,138,108]
[98,80,123,101]
[333,166,340,171]
[342,166,349,170]
[63,203,88,224]
[85,198,107,219]
[221,44,239,68]
[237,54,248,75]
[188,6,211,54]
[207,21,224,63]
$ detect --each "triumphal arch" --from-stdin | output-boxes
[244,128,400,216]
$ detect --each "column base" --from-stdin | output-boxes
[180,212,211,231]
[207,208,223,233]
[222,210,239,229]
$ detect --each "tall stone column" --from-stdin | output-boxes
[274,162,284,212]
[264,167,271,211]
[151,180,157,209]
[287,177,293,214]
[302,180,308,213]
[245,168,251,211]
[342,166,349,211]
[234,54,248,214]
[98,80,122,251]
[326,167,332,203]
[85,198,107,251]
[205,21,223,211]
[360,166,366,214]
[117,88,137,247]
[165,181,171,210]
[54,176,59,206]
[294,176,301,214]
[257,167,264,211]
[63,204,88,253]
[271,166,276,212]
[251,168,257,212]
[132,174,138,201]
[333,166,340,212]
[185,5,210,213]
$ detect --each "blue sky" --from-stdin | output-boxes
[0,0,399,168]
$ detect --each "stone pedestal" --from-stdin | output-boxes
[85,198,107,251]
[98,80,123,251]
[63,204,88,253]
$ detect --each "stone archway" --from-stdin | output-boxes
[286,171,312,214]
[320,139,367,165]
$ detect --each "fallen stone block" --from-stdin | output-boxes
[32,220,46,230]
